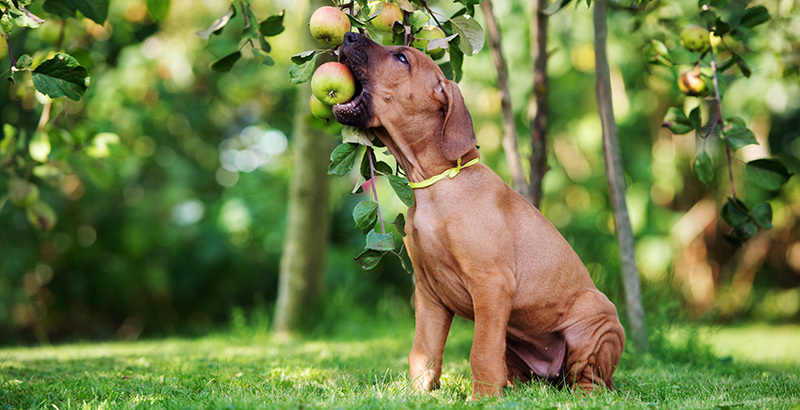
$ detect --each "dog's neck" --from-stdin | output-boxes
[373,126,478,185]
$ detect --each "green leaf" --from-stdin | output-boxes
[43,0,78,19]
[689,106,701,132]
[360,148,376,181]
[745,158,792,191]
[721,122,757,150]
[734,221,757,241]
[65,0,108,24]
[259,11,285,37]
[288,53,318,84]
[374,161,392,176]
[241,1,259,40]
[693,151,713,186]
[291,50,316,65]
[252,48,274,66]
[366,229,395,251]
[714,17,730,36]
[14,4,45,28]
[210,51,242,72]
[387,174,414,207]
[449,43,464,83]
[391,213,406,237]
[342,125,373,146]
[353,200,378,231]
[29,131,51,163]
[752,202,773,229]
[196,4,235,40]
[643,39,673,67]
[739,5,770,29]
[736,56,751,78]
[1,13,13,32]
[1,124,17,159]
[721,198,750,228]
[16,54,33,70]
[328,142,359,176]
[84,157,114,190]
[31,53,89,101]
[544,0,574,15]
[354,248,384,270]
[346,14,365,29]
[450,15,483,55]
[146,0,170,21]
[662,107,694,135]
[409,10,429,32]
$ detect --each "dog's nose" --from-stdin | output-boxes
[342,32,361,48]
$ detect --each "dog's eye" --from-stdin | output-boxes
[395,53,409,65]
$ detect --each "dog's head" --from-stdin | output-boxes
[333,32,476,161]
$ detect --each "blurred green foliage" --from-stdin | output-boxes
[1,0,799,345]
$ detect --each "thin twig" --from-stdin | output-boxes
[707,20,736,201]
[368,147,386,234]
[4,32,16,68]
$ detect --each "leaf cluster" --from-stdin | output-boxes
[195,0,285,72]
[328,136,413,272]
[650,2,793,244]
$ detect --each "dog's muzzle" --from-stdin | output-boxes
[332,32,372,127]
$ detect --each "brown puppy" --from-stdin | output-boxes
[333,32,625,400]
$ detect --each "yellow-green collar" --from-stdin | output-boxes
[407,158,480,189]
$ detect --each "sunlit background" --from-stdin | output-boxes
[1,0,798,344]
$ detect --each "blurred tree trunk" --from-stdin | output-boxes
[480,0,530,200]
[273,0,331,335]
[528,0,549,208]
[592,0,649,352]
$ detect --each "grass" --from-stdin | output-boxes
[1,317,799,409]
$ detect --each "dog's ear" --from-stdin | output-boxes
[438,80,477,161]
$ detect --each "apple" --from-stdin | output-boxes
[309,94,334,120]
[368,1,403,33]
[680,25,710,53]
[413,25,446,59]
[310,62,356,106]
[9,179,40,208]
[677,70,710,97]
[309,6,351,47]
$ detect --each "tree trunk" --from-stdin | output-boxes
[273,0,331,335]
[592,0,649,352]
[528,0,549,208]
[480,0,530,200]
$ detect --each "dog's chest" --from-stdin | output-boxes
[405,211,476,318]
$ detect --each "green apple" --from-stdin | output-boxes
[309,6,351,47]
[368,1,403,33]
[680,25,710,53]
[309,94,334,120]
[9,179,40,208]
[310,62,356,106]
[677,70,710,97]
[413,25,446,58]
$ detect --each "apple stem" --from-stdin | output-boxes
[367,147,387,235]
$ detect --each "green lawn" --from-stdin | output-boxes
[1,319,799,409]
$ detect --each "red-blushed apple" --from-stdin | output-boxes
[309,6,351,47]
[413,25,446,59]
[368,1,403,33]
[309,94,334,120]
[310,62,356,106]
[680,25,710,53]
[678,70,710,97]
